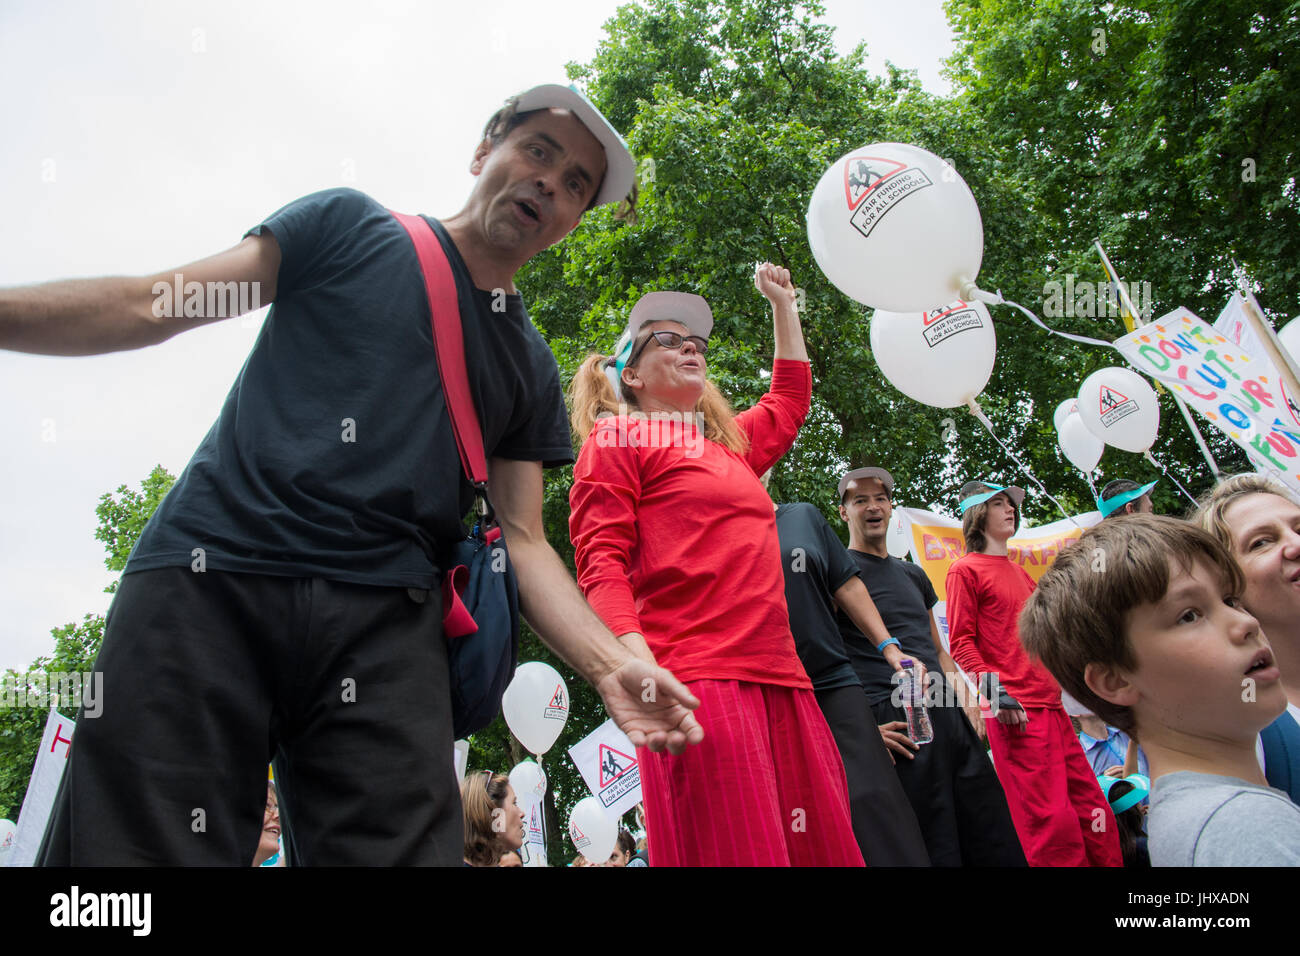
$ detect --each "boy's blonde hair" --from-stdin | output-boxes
[1019,515,1245,735]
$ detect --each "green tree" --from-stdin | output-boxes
[944,0,1298,502]
[527,0,1094,536]
[0,466,175,822]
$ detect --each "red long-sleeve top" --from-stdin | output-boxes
[569,359,813,688]
[945,552,1062,707]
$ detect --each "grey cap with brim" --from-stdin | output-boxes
[838,467,895,502]
[513,84,635,207]
[605,291,714,394]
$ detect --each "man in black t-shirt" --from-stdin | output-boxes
[836,467,1025,866]
[774,501,930,865]
[0,85,703,866]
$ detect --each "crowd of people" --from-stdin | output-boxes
[466,266,1300,867]
[4,79,1298,867]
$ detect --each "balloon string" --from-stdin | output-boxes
[995,296,1116,349]
[1143,451,1201,508]
[967,399,1082,528]
[536,754,546,862]
[1083,471,1099,503]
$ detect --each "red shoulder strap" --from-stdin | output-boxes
[390,210,488,485]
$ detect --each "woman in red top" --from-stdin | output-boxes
[567,264,862,867]
[945,480,1121,866]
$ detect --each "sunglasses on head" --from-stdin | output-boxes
[628,330,709,366]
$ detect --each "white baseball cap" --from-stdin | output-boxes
[513,84,635,207]
[605,291,714,393]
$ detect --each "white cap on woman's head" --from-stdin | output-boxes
[626,291,714,341]
[605,291,714,393]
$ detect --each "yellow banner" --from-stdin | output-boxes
[900,508,1102,602]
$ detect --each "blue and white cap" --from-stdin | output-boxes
[958,481,1026,514]
[1097,480,1158,518]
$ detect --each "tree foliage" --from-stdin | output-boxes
[0,467,174,822]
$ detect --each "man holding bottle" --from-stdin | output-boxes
[836,468,1025,866]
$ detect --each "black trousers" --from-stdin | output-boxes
[37,567,462,866]
[871,686,1027,867]
[814,684,931,866]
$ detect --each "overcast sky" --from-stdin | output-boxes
[0,0,956,674]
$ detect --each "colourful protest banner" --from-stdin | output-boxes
[1114,308,1300,495]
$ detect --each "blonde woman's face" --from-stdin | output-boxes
[1225,492,1300,643]
[622,320,707,411]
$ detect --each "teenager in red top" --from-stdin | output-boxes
[567,266,862,866]
[945,480,1121,866]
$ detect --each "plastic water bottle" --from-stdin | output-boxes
[893,659,934,745]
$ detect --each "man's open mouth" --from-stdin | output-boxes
[516,199,540,222]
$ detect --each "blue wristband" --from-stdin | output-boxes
[877,637,901,654]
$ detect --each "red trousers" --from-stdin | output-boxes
[637,679,865,866]
[985,705,1123,866]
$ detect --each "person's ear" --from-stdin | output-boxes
[838,503,849,523]
[1084,660,1138,709]
[621,364,642,393]
[470,137,493,175]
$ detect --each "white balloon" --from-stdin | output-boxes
[1058,412,1104,473]
[568,796,617,865]
[1052,398,1078,433]
[885,510,912,559]
[869,300,996,407]
[502,662,569,756]
[807,143,985,312]
[508,759,548,805]
[1279,315,1300,359]
[1076,367,1160,453]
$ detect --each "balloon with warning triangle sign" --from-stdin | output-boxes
[1076,367,1160,454]
[807,143,986,312]
[502,661,569,756]
[568,796,617,865]
[1052,397,1078,432]
[508,759,547,805]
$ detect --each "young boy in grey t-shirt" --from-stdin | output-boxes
[1147,772,1300,865]
[1019,515,1300,866]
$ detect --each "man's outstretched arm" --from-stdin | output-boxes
[488,456,703,754]
[0,233,280,356]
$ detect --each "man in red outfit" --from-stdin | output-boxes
[945,481,1122,867]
